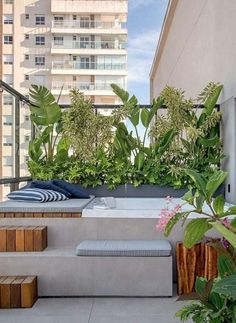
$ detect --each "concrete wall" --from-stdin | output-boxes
[150,0,236,203]
[150,0,236,103]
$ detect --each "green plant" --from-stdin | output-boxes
[150,83,223,186]
[28,85,69,167]
[111,84,176,172]
[62,89,113,162]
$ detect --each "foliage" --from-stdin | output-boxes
[62,89,113,161]
[28,85,69,167]
[150,83,223,187]
[176,277,236,323]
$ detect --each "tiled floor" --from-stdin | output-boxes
[0,296,191,323]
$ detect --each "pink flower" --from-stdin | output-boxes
[156,204,182,232]
[222,217,231,229]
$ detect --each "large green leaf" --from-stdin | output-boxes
[206,171,228,200]
[158,129,176,154]
[140,108,150,128]
[129,106,140,127]
[199,135,220,147]
[111,83,129,103]
[30,85,61,126]
[185,169,207,195]
[28,139,43,162]
[183,218,211,248]
[164,212,190,237]
[213,195,225,215]
[213,275,236,298]
[149,97,163,122]
[217,254,236,277]
[211,222,236,248]
[134,152,145,170]
[56,137,69,162]
[204,84,223,116]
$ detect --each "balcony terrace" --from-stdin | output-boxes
[51,61,127,76]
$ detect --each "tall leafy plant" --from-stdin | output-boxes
[111,84,176,171]
[28,85,69,166]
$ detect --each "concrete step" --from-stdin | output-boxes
[0,246,173,297]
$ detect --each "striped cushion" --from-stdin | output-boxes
[7,188,69,203]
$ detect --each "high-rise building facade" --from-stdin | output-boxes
[0,0,128,197]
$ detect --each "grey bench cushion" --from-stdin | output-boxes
[76,240,172,257]
[0,196,95,213]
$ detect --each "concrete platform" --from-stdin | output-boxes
[0,247,173,297]
[0,295,191,323]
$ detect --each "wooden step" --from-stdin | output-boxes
[0,276,37,308]
[0,226,47,252]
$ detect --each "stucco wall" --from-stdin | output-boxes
[151,0,236,103]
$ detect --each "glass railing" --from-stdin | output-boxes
[52,61,127,70]
[52,40,126,50]
[52,20,126,29]
[51,81,123,91]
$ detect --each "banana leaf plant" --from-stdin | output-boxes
[111,84,176,170]
[28,85,69,165]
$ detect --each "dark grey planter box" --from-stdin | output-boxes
[85,184,188,198]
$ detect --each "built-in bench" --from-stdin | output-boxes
[0,197,94,218]
[76,239,173,296]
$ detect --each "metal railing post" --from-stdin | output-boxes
[14,96,20,191]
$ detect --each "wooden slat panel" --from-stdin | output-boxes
[0,213,5,218]
[16,227,25,252]
[71,213,82,218]
[34,213,43,218]
[6,227,16,252]
[34,227,47,251]
[21,276,37,308]
[24,227,36,251]
[15,213,24,218]
[0,226,7,252]
[10,277,25,308]
[63,213,71,218]
[1,277,16,308]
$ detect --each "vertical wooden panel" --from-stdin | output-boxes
[16,227,25,252]
[24,227,36,251]
[1,277,16,308]
[0,227,7,252]
[6,227,16,252]
[10,277,24,308]
[176,242,218,295]
[34,227,47,251]
[21,276,37,308]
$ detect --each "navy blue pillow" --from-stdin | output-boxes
[26,180,72,198]
[52,180,90,199]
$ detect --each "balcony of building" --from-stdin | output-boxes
[51,39,127,55]
[51,81,123,95]
[51,0,128,15]
[51,60,127,76]
[51,20,127,35]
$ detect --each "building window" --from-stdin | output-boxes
[73,75,76,81]
[25,75,29,81]
[25,156,29,162]
[3,95,13,105]
[4,35,13,44]
[80,17,90,28]
[3,136,13,146]
[3,74,13,85]
[35,56,45,66]
[4,0,14,3]
[35,15,45,25]
[54,16,64,21]
[3,115,13,126]
[25,115,30,121]
[53,36,63,46]
[25,14,29,19]
[25,54,29,60]
[35,35,45,45]
[73,35,76,41]
[25,34,29,40]
[73,15,77,20]
[3,157,13,166]
[25,135,30,142]
[3,55,13,65]
[4,15,13,24]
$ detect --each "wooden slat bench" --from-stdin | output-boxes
[0,226,47,252]
[0,212,82,218]
[0,276,37,308]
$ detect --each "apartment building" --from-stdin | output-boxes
[0,0,128,197]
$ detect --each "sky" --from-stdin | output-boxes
[127,0,169,104]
